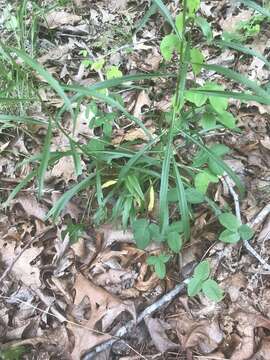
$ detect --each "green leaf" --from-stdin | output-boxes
[190,48,204,75]
[219,229,240,243]
[202,279,224,302]
[159,254,170,263]
[195,16,213,42]
[160,34,180,61]
[181,130,245,196]
[200,113,216,130]
[185,90,208,107]
[202,63,269,99]
[217,111,236,129]
[175,13,184,33]
[210,144,230,157]
[185,188,205,204]
[47,175,95,220]
[240,0,270,17]
[194,260,210,281]
[106,66,123,80]
[6,47,74,116]
[147,255,169,279]
[155,260,167,279]
[91,58,105,71]
[195,171,219,194]
[132,218,150,249]
[208,144,230,175]
[238,224,254,241]
[218,212,241,230]
[167,232,183,253]
[147,255,158,265]
[187,277,203,297]
[168,221,184,233]
[203,83,228,113]
[173,160,190,241]
[149,223,163,242]
[187,0,200,16]
[168,187,178,202]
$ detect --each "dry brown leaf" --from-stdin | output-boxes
[144,317,178,353]
[112,124,156,145]
[133,91,151,119]
[38,42,75,64]
[250,336,270,360]
[68,273,136,359]
[13,195,48,221]
[220,10,253,33]
[100,225,135,247]
[44,11,81,29]
[50,156,83,183]
[221,272,247,302]
[175,314,223,355]
[260,136,270,151]
[0,239,42,287]
[230,311,270,360]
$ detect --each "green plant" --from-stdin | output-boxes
[218,212,254,243]
[147,254,171,279]
[1,0,270,301]
[0,346,27,360]
[187,260,224,302]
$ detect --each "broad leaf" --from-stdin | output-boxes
[238,224,254,241]
[190,48,204,75]
[194,260,210,281]
[200,113,216,130]
[160,34,180,61]
[219,229,240,243]
[202,279,224,302]
[185,188,205,204]
[187,276,203,297]
[132,219,150,249]
[218,212,241,230]
[217,111,236,129]
[195,171,219,194]
[195,16,213,42]
[167,232,183,253]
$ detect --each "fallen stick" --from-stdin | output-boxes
[82,281,187,359]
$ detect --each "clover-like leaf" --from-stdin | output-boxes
[167,232,183,253]
[219,229,240,243]
[218,212,241,230]
[238,224,254,241]
[202,279,224,302]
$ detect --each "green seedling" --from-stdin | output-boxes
[218,212,254,243]
[187,260,224,302]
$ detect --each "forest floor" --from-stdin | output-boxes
[1,0,270,359]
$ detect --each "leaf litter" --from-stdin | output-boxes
[1,0,270,358]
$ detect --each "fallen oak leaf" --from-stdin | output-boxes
[68,273,136,360]
[44,11,81,29]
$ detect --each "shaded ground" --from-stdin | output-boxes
[1,0,270,359]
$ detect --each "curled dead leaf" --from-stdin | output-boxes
[144,316,178,353]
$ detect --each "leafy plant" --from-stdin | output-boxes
[187,260,224,302]
[147,254,170,279]
[1,0,269,301]
[218,212,254,243]
[0,346,27,360]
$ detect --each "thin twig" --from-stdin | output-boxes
[83,281,187,359]
[224,177,270,271]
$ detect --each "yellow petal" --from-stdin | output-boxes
[148,184,155,212]
[101,179,117,189]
